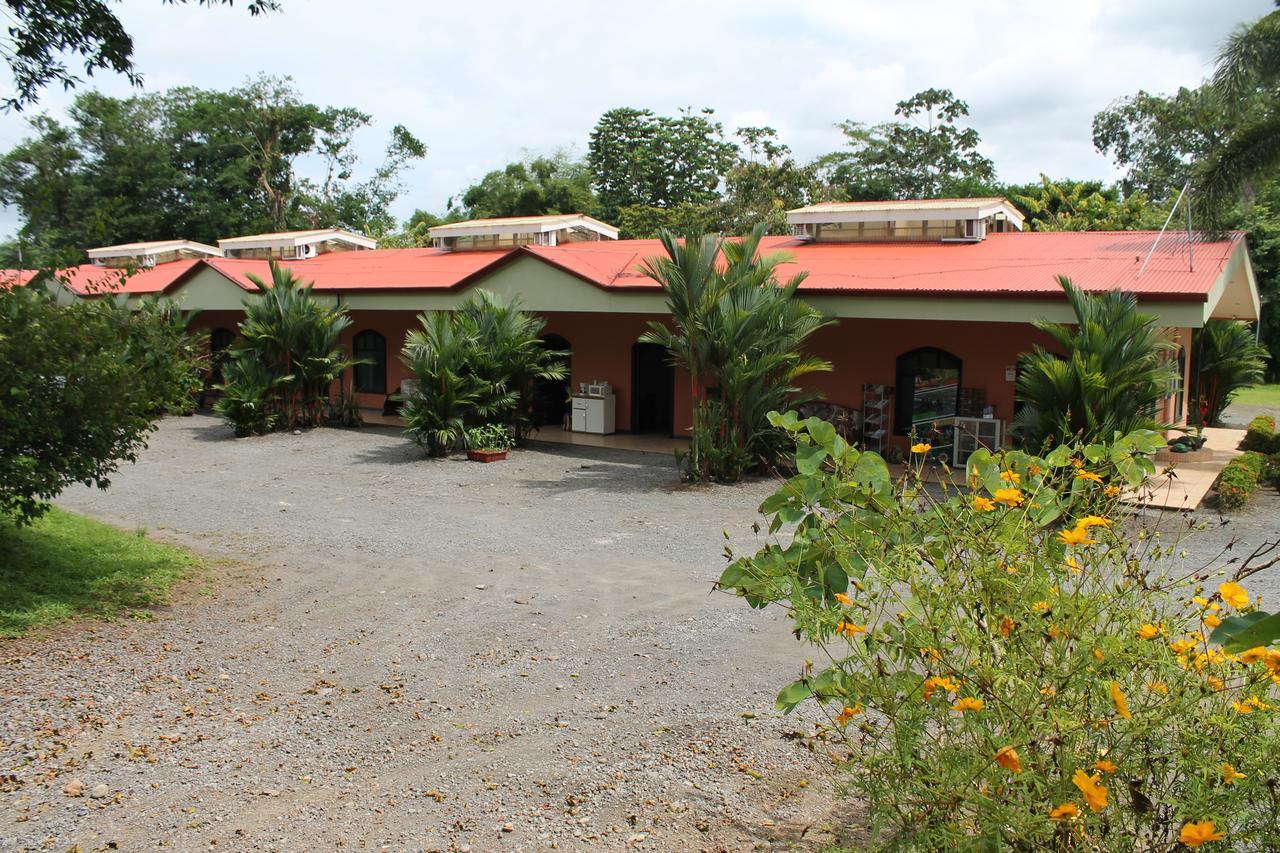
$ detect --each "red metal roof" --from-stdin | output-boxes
[17,230,1245,302]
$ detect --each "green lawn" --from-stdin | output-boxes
[0,508,194,637]
[1234,384,1280,408]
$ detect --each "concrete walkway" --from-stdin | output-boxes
[1138,426,1244,511]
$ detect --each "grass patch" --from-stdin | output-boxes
[0,508,194,638]
[1234,384,1280,408]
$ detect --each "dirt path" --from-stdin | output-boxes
[2,416,853,852]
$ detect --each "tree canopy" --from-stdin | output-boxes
[1,0,278,111]
[0,76,425,266]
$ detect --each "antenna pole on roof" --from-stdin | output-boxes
[1185,189,1194,272]
[1138,180,1190,277]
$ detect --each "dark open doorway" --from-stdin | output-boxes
[631,342,674,435]
[533,334,572,427]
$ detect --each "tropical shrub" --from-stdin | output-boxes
[639,225,832,481]
[400,291,565,456]
[720,413,1280,850]
[1216,458,1259,510]
[0,287,201,524]
[464,423,515,452]
[1242,414,1280,453]
[1014,276,1178,451]
[1193,320,1268,425]
[214,263,356,434]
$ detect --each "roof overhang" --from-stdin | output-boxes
[87,239,223,260]
[1202,237,1261,322]
[428,214,619,241]
[787,198,1025,230]
[216,229,377,251]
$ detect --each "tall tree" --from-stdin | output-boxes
[453,151,598,220]
[1092,86,1231,203]
[0,77,425,264]
[587,107,738,223]
[0,0,279,111]
[817,88,997,200]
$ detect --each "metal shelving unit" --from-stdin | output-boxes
[861,383,892,453]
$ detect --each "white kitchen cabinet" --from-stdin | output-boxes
[571,394,616,434]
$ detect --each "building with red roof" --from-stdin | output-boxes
[16,205,1262,449]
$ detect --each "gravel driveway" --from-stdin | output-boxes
[5,414,1278,852]
[2,416,850,852]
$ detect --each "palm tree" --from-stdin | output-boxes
[227,262,356,430]
[1197,9,1280,208]
[1193,320,1269,425]
[637,231,726,475]
[641,225,832,479]
[1014,277,1179,450]
[401,310,491,456]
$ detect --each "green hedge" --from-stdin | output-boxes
[1217,458,1260,510]
[1242,415,1280,453]
[1263,452,1280,486]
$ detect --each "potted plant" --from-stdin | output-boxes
[465,423,514,463]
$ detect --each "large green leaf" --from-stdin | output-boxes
[1209,611,1280,652]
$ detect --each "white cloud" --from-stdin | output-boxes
[0,0,1272,238]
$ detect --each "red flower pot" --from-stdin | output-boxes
[467,449,508,463]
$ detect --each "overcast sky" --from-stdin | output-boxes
[0,0,1273,237]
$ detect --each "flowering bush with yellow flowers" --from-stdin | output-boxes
[719,411,1280,851]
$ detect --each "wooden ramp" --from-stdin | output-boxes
[1133,427,1245,511]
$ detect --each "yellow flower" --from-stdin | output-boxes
[1076,470,1103,483]
[1094,759,1118,773]
[910,442,931,454]
[1170,638,1197,655]
[999,470,1021,484]
[1239,646,1269,665]
[1092,648,1105,662]
[1245,696,1271,711]
[1221,763,1247,785]
[1179,820,1225,848]
[834,704,862,726]
[1049,802,1080,821]
[1218,581,1249,610]
[1207,675,1225,691]
[1264,649,1280,675]
[1103,484,1121,497]
[990,746,1021,773]
[922,675,959,699]
[836,621,866,638]
[993,487,1025,507]
[1147,680,1169,695]
[972,496,996,512]
[1072,768,1108,812]
[1064,555,1082,573]
[919,646,942,661]
[1028,463,1043,476]
[1070,457,1085,468]
[1204,614,1222,628]
[1137,624,1160,640]
[1109,681,1131,720]
[833,592,853,606]
[1031,600,1050,613]
[1231,700,1255,714]
[951,697,984,713]
[1058,526,1095,546]
[1076,515,1112,529]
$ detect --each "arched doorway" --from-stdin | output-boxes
[631,342,674,435]
[533,334,571,427]
[352,330,388,394]
[894,347,962,436]
[209,327,235,384]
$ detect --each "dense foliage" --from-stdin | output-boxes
[401,291,566,456]
[1014,277,1178,451]
[1193,320,1269,425]
[639,226,832,480]
[0,0,277,112]
[214,263,356,436]
[721,414,1280,850]
[0,77,425,265]
[0,284,204,524]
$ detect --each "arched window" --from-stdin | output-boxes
[894,347,962,435]
[353,330,387,394]
[209,327,235,384]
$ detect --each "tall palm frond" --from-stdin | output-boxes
[1194,319,1269,425]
